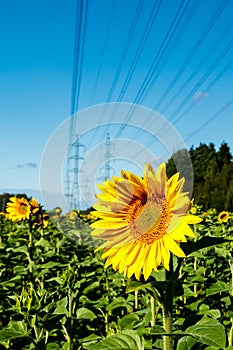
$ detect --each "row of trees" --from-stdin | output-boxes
[1,142,232,213]
[167,142,233,211]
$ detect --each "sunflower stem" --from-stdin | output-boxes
[40,228,45,289]
[135,290,139,309]
[162,255,174,350]
[193,224,198,297]
[228,260,233,347]
[150,295,155,327]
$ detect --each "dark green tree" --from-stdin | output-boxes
[166,142,233,211]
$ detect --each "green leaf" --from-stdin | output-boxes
[27,314,37,328]
[38,261,64,269]
[214,246,229,258]
[35,237,50,247]
[118,314,141,330]
[42,314,65,331]
[206,281,231,296]
[54,297,68,315]
[126,279,166,301]
[13,265,28,275]
[106,297,128,311]
[198,306,221,319]
[177,316,226,349]
[46,343,61,350]
[83,282,99,294]
[0,321,28,342]
[85,330,144,350]
[76,307,96,320]
[227,311,233,318]
[126,280,153,293]
[80,334,102,346]
[45,277,64,284]
[176,335,197,350]
[1,275,21,287]
[9,245,29,255]
[181,236,230,256]
[150,325,166,334]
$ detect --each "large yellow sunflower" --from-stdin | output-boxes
[6,196,30,221]
[91,163,202,281]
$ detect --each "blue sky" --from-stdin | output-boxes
[1,0,233,206]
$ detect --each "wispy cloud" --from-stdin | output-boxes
[14,162,37,169]
[193,91,209,101]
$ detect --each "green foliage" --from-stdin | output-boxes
[84,330,145,350]
[177,316,226,349]
[0,209,233,349]
[166,141,233,211]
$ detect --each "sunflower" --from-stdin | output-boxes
[30,197,40,214]
[6,196,30,221]
[218,211,230,223]
[190,206,197,214]
[38,213,49,228]
[91,163,202,281]
[69,210,78,220]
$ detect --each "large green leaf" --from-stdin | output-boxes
[53,297,68,315]
[118,314,141,331]
[126,279,166,301]
[176,336,197,350]
[76,307,96,320]
[206,281,231,296]
[84,330,144,350]
[46,343,61,350]
[35,237,50,247]
[177,316,226,349]
[106,297,128,311]
[83,281,99,294]
[181,236,230,256]
[0,321,28,342]
[126,280,153,293]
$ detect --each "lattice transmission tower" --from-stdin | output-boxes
[98,133,114,183]
[65,0,87,209]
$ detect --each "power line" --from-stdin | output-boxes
[185,97,233,143]
[66,0,88,209]
[119,0,201,143]
[115,0,191,139]
[89,1,116,105]
[85,0,144,153]
[106,0,144,103]
[171,55,233,124]
[86,0,162,152]
[138,37,233,157]
[157,0,230,113]
[116,0,162,103]
[171,36,233,124]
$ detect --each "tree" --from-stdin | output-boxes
[166,142,233,210]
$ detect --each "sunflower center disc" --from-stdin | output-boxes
[20,205,28,214]
[131,200,169,244]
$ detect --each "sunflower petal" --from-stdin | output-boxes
[163,234,186,258]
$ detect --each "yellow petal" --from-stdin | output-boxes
[143,241,158,280]
[184,214,203,224]
[91,219,127,229]
[161,239,170,270]
[163,234,186,258]
[134,243,150,280]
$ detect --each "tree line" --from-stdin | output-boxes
[1,141,233,213]
[166,141,233,211]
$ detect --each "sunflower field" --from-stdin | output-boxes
[0,196,232,350]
